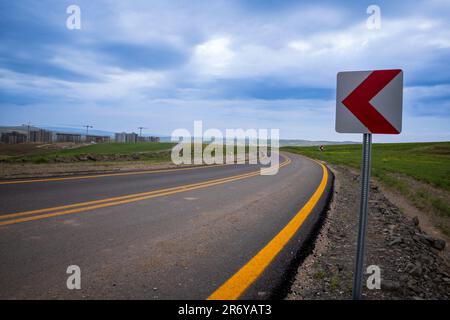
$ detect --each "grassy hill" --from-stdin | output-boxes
[282,142,450,235]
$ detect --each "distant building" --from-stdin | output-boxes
[29,128,53,143]
[0,125,160,145]
[115,132,126,143]
[126,133,138,143]
[0,131,27,144]
[56,133,82,143]
[86,135,111,143]
[138,136,160,143]
[115,132,138,143]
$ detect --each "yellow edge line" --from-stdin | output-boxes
[0,162,235,185]
[207,160,328,300]
[0,158,291,226]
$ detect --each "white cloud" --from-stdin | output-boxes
[0,66,166,102]
[2,0,450,141]
[405,84,450,100]
[191,37,235,76]
[182,16,450,87]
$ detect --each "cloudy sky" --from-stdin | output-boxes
[1,0,450,142]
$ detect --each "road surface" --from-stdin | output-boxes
[0,153,332,299]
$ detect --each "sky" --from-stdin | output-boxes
[1,0,450,142]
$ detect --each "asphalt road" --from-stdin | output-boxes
[0,153,332,299]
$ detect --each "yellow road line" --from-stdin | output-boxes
[0,158,291,226]
[207,160,328,300]
[0,157,290,220]
[0,163,234,185]
[0,171,257,220]
[0,172,259,226]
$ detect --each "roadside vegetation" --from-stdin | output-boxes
[0,142,268,164]
[282,142,450,235]
[0,142,267,179]
[0,142,175,163]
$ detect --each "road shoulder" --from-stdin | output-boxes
[286,164,450,300]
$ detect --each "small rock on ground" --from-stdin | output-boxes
[286,165,450,300]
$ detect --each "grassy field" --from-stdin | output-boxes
[47,142,175,156]
[0,142,175,163]
[0,142,263,179]
[282,142,450,235]
[0,142,258,164]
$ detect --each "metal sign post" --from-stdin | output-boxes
[336,69,403,299]
[352,133,372,299]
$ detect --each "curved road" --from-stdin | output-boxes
[0,153,332,299]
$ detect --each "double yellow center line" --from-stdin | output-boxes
[0,158,291,227]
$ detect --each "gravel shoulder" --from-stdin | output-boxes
[287,164,450,300]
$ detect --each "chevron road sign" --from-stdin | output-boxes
[335,69,404,300]
[336,69,403,134]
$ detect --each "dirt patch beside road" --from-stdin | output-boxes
[287,165,450,300]
[0,161,187,179]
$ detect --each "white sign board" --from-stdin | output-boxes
[336,69,403,134]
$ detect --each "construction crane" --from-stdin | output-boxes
[22,122,33,143]
[83,125,93,136]
[138,127,148,137]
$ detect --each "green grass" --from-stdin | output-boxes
[282,142,450,191]
[313,270,326,280]
[3,142,175,163]
[2,142,260,164]
[48,142,175,156]
[330,274,341,291]
[282,142,450,235]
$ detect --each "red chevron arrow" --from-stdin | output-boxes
[342,69,401,134]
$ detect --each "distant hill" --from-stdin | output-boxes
[41,127,164,137]
[159,136,358,146]
[0,125,116,136]
[279,139,358,147]
[40,126,115,137]
[0,125,30,134]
